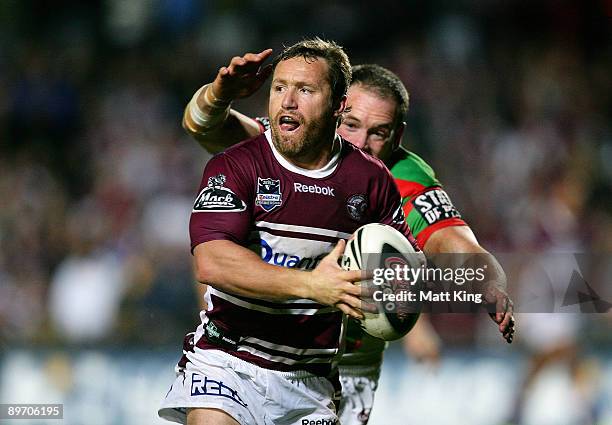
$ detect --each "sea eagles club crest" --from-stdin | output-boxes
[347,194,368,221]
[256,177,282,212]
[192,173,247,212]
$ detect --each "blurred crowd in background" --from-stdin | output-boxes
[0,0,611,353]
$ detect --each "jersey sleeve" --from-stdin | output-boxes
[254,117,271,133]
[189,153,254,251]
[374,167,420,252]
[391,152,466,249]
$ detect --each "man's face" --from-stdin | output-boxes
[269,57,338,159]
[337,84,402,161]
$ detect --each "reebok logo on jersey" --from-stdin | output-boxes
[294,182,335,197]
[301,419,338,425]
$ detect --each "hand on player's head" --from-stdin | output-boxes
[211,48,274,102]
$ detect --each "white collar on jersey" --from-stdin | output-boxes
[264,129,342,179]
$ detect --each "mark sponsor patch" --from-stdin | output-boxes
[256,177,282,212]
[346,194,368,221]
[412,188,461,225]
[193,174,246,212]
[190,373,248,407]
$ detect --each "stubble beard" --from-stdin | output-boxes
[270,113,336,161]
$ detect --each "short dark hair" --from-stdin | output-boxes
[351,64,410,126]
[273,38,351,106]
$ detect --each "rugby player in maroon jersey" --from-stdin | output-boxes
[159,39,419,425]
[181,48,515,425]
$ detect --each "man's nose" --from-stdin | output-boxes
[349,132,369,151]
[281,88,297,109]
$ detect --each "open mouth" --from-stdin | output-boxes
[279,115,301,132]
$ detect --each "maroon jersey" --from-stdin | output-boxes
[187,130,416,376]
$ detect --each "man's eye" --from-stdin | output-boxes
[300,87,312,94]
[343,122,358,130]
[274,85,285,92]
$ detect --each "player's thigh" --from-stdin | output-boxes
[187,407,241,425]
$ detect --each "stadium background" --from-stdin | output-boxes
[1,0,611,424]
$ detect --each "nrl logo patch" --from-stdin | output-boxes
[193,173,246,212]
[346,194,368,221]
[256,177,282,212]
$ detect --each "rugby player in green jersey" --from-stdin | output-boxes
[183,48,515,425]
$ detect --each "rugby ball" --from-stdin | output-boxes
[342,223,426,341]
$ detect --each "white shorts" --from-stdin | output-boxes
[159,349,340,425]
[337,365,381,425]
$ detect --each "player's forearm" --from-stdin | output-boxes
[425,225,513,339]
[424,225,507,292]
[183,87,262,154]
[469,245,507,295]
[193,240,310,301]
[183,107,262,153]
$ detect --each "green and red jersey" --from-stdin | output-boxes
[390,150,466,250]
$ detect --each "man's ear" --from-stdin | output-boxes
[392,122,406,150]
[333,95,347,118]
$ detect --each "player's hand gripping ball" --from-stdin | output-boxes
[342,223,426,341]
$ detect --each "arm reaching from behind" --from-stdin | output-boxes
[425,225,515,343]
[184,49,274,153]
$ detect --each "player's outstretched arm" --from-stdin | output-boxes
[183,49,274,154]
[424,225,515,343]
[193,239,369,320]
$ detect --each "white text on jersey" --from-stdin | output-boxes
[293,182,335,196]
